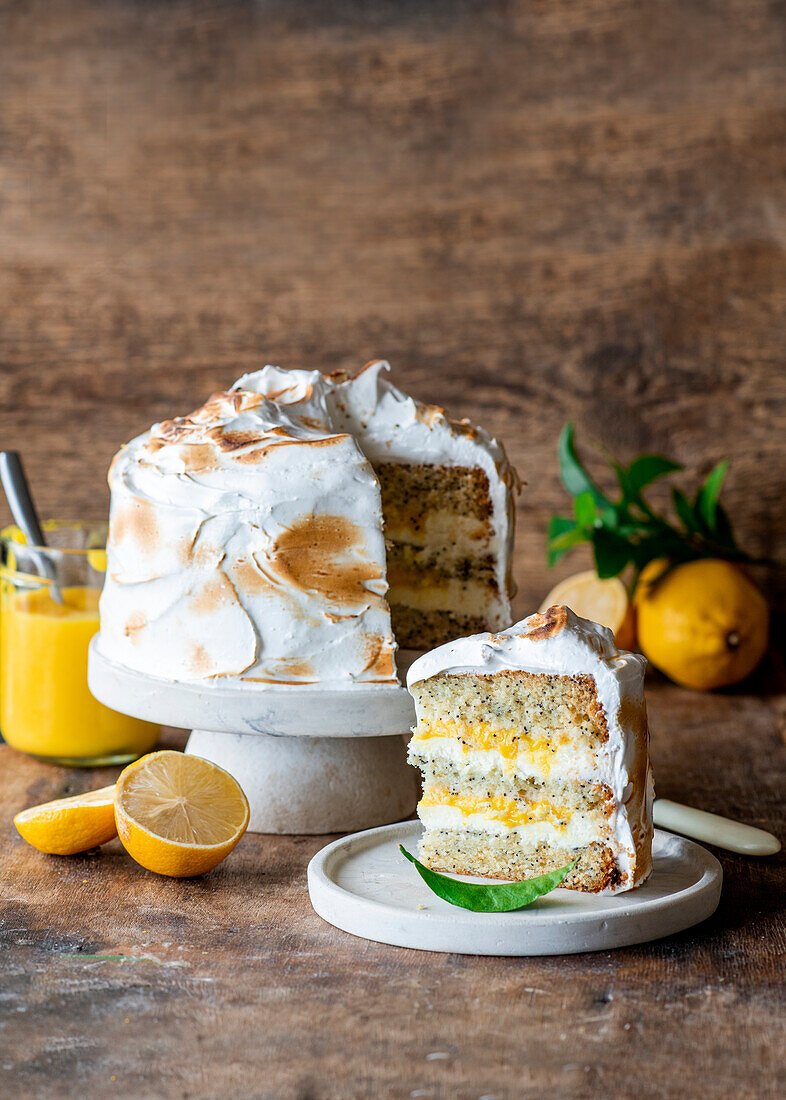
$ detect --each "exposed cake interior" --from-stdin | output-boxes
[408,670,622,890]
[406,607,653,894]
[376,463,505,648]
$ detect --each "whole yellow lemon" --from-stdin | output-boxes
[635,559,768,690]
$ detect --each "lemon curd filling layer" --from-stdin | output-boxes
[411,719,586,777]
[420,785,574,832]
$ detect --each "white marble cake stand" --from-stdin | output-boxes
[308,821,723,955]
[87,638,419,835]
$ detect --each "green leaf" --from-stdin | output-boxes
[548,516,576,540]
[547,516,587,567]
[547,540,583,568]
[558,424,610,509]
[573,491,597,528]
[694,460,729,532]
[713,503,739,551]
[671,487,698,533]
[627,533,678,569]
[550,530,589,552]
[548,426,754,581]
[625,455,683,496]
[599,506,621,529]
[400,846,577,913]
[591,527,632,578]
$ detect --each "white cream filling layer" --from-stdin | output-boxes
[388,581,505,618]
[384,511,496,550]
[408,734,598,783]
[418,803,602,848]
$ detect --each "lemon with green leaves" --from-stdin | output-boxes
[547,425,770,690]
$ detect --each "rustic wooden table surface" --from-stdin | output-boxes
[1,677,784,1100]
[1,0,785,1097]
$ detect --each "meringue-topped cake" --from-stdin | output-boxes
[406,606,653,893]
[99,361,518,688]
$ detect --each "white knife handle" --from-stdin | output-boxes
[654,798,781,856]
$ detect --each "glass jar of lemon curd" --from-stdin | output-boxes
[0,521,159,766]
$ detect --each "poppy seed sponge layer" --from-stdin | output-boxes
[407,606,654,893]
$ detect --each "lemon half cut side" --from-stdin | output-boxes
[114,750,250,877]
[540,570,636,651]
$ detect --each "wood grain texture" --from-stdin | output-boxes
[0,2,785,1097]
[0,0,785,615]
[1,686,784,1100]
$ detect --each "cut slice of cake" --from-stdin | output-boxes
[406,605,654,893]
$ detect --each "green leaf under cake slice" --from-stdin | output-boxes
[400,846,577,913]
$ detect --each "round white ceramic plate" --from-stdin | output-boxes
[88,638,416,736]
[308,821,723,955]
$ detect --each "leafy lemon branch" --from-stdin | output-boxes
[548,425,763,592]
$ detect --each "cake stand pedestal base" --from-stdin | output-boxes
[185,729,417,834]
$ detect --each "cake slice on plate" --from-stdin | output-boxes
[406,605,654,893]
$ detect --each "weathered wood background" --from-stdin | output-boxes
[0,2,784,1098]
[1,0,784,615]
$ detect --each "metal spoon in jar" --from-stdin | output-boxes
[0,451,63,604]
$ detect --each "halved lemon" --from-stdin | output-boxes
[114,751,250,877]
[540,570,636,651]
[14,785,118,855]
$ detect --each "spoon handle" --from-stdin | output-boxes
[654,798,781,856]
[0,452,48,546]
[0,451,63,603]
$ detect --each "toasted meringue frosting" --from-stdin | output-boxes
[407,605,654,888]
[99,388,396,688]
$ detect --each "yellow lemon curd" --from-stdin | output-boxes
[420,785,572,832]
[0,585,158,763]
[412,718,570,776]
